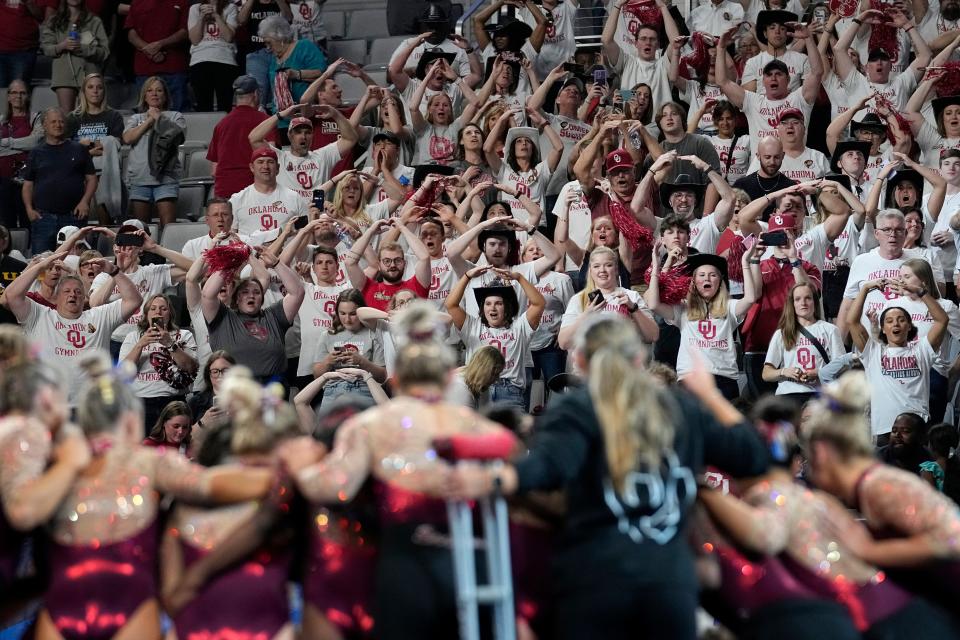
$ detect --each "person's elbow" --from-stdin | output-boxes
[4,498,46,531]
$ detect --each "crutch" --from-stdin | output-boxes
[434,433,517,640]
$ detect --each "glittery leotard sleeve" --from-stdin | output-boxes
[296,419,372,505]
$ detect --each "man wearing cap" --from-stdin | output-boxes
[229,147,307,239]
[248,102,358,202]
[688,0,744,38]
[603,0,681,107]
[716,24,822,141]
[22,108,97,254]
[733,136,797,218]
[740,211,821,398]
[391,31,482,106]
[833,8,929,119]
[753,108,829,182]
[388,4,471,79]
[741,10,810,96]
[207,75,269,198]
[364,130,416,204]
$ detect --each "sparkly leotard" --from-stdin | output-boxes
[45,444,211,640]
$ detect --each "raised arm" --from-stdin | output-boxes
[513,271,545,329]
[445,266,490,329]
[601,0,624,66]
[642,244,679,319]
[200,268,228,325]
[797,22,824,104]
[4,250,65,321]
[715,27,745,108]
[826,95,870,155]
[113,269,146,320]
[396,222,432,288]
[846,280,880,351]
[343,220,389,290]
[735,241,762,317]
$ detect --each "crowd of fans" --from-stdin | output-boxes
[3,0,960,636]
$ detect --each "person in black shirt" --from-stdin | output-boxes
[0,224,26,324]
[451,316,768,640]
[733,136,797,221]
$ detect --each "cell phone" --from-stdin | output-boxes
[760,230,789,247]
[294,216,309,230]
[312,190,325,210]
[618,89,635,102]
[593,67,607,85]
[151,317,162,328]
[116,233,145,247]
[563,62,584,74]
[588,289,604,306]
[742,233,757,251]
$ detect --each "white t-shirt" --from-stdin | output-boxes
[530,270,574,351]
[922,191,959,275]
[756,147,830,183]
[519,0,577,79]
[388,38,471,79]
[553,180,593,271]
[462,260,539,315]
[23,299,125,403]
[743,87,813,140]
[560,287,653,338]
[272,142,341,201]
[861,337,936,435]
[426,255,457,310]
[843,248,926,329]
[881,296,960,376]
[545,114,589,195]
[841,69,916,119]
[297,281,351,376]
[682,82,724,134]
[187,4,238,66]
[670,299,743,379]
[918,6,960,43]
[821,216,863,272]
[229,183,307,237]
[413,121,462,165]
[367,164,415,204]
[613,51,673,111]
[118,328,199,398]
[741,50,810,97]
[400,79,463,118]
[498,161,552,228]
[710,135,751,185]
[916,120,960,168]
[181,231,271,261]
[687,0,744,36]
[91,264,173,342]
[462,313,534,388]
[764,321,845,395]
[689,211,724,254]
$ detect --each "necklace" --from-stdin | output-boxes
[755,173,781,194]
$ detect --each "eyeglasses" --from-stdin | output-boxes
[876,227,906,236]
[209,368,230,377]
[381,258,405,266]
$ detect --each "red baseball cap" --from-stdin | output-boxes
[250,146,278,162]
[776,108,804,126]
[289,116,313,130]
[767,213,796,232]
[605,149,634,173]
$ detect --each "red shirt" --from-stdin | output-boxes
[207,105,270,198]
[125,0,189,75]
[0,0,55,52]
[310,106,355,177]
[26,291,55,309]
[361,275,429,312]
[742,257,822,352]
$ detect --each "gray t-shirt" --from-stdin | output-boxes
[207,301,291,378]
[124,111,186,186]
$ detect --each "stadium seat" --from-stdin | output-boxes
[9,229,29,258]
[176,184,207,221]
[182,112,225,142]
[159,222,208,254]
[325,10,346,39]
[29,86,57,111]
[368,36,408,66]
[186,150,212,179]
[327,39,367,66]
[337,74,370,104]
[346,10,390,39]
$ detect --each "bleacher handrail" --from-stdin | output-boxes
[456,0,488,37]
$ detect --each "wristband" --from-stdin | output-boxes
[627,303,639,313]
[853,18,863,25]
[749,258,761,264]
[107,263,119,276]
[790,259,802,268]
[905,25,915,32]
[465,47,475,54]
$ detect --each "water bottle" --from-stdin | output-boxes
[335,224,354,249]
[629,129,642,150]
[69,23,79,42]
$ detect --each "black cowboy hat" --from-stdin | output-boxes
[477,225,519,251]
[483,55,522,85]
[830,139,872,173]
[421,3,449,25]
[484,15,533,43]
[884,169,924,208]
[473,285,519,321]
[822,173,851,191]
[416,49,458,80]
[659,173,706,208]
[685,252,729,287]
[756,10,798,45]
[849,112,886,137]
[412,163,456,188]
[932,95,960,127]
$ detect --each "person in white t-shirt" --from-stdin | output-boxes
[446,265,545,410]
[181,198,271,261]
[89,223,193,349]
[558,246,659,349]
[755,108,829,182]
[119,293,199,429]
[409,62,482,165]
[848,276,948,436]
[229,146,308,239]
[906,67,960,168]
[484,122,563,229]
[688,0,744,37]
[5,249,142,404]
[248,105,358,201]
[716,23,822,142]
[827,138,873,202]
[603,0,680,104]
[763,282,845,400]
[645,247,761,399]
[707,100,751,185]
[740,10,809,96]
[521,236,575,386]
[187,0,240,111]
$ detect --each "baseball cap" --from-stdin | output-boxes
[233,75,259,95]
[867,48,891,62]
[56,225,80,246]
[777,108,804,125]
[605,149,634,173]
[119,219,146,233]
[289,116,313,131]
[372,131,400,146]
[763,60,789,76]
[251,146,279,162]
[767,213,796,232]
[561,76,585,96]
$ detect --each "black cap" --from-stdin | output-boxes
[372,130,400,146]
[412,163,456,188]
[867,48,891,62]
[756,10,798,44]
[762,59,790,76]
[685,253,729,287]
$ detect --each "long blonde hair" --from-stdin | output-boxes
[462,346,505,396]
[332,173,372,227]
[577,246,618,308]
[582,318,674,493]
[803,372,872,459]
[684,265,729,321]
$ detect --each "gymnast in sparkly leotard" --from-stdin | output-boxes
[32,356,274,640]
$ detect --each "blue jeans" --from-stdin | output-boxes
[31,212,84,254]
[489,380,526,411]
[245,48,274,108]
[0,50,36,86]
[136,72,190,112]
[321,378,374,407]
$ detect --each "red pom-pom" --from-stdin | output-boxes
[643,263,691,305]
[203,242,252,276]
[608,198,653,253]
[680,32,713,82]
[867,0,900,68]
[725,236,746,283]
[935,61,960,98]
